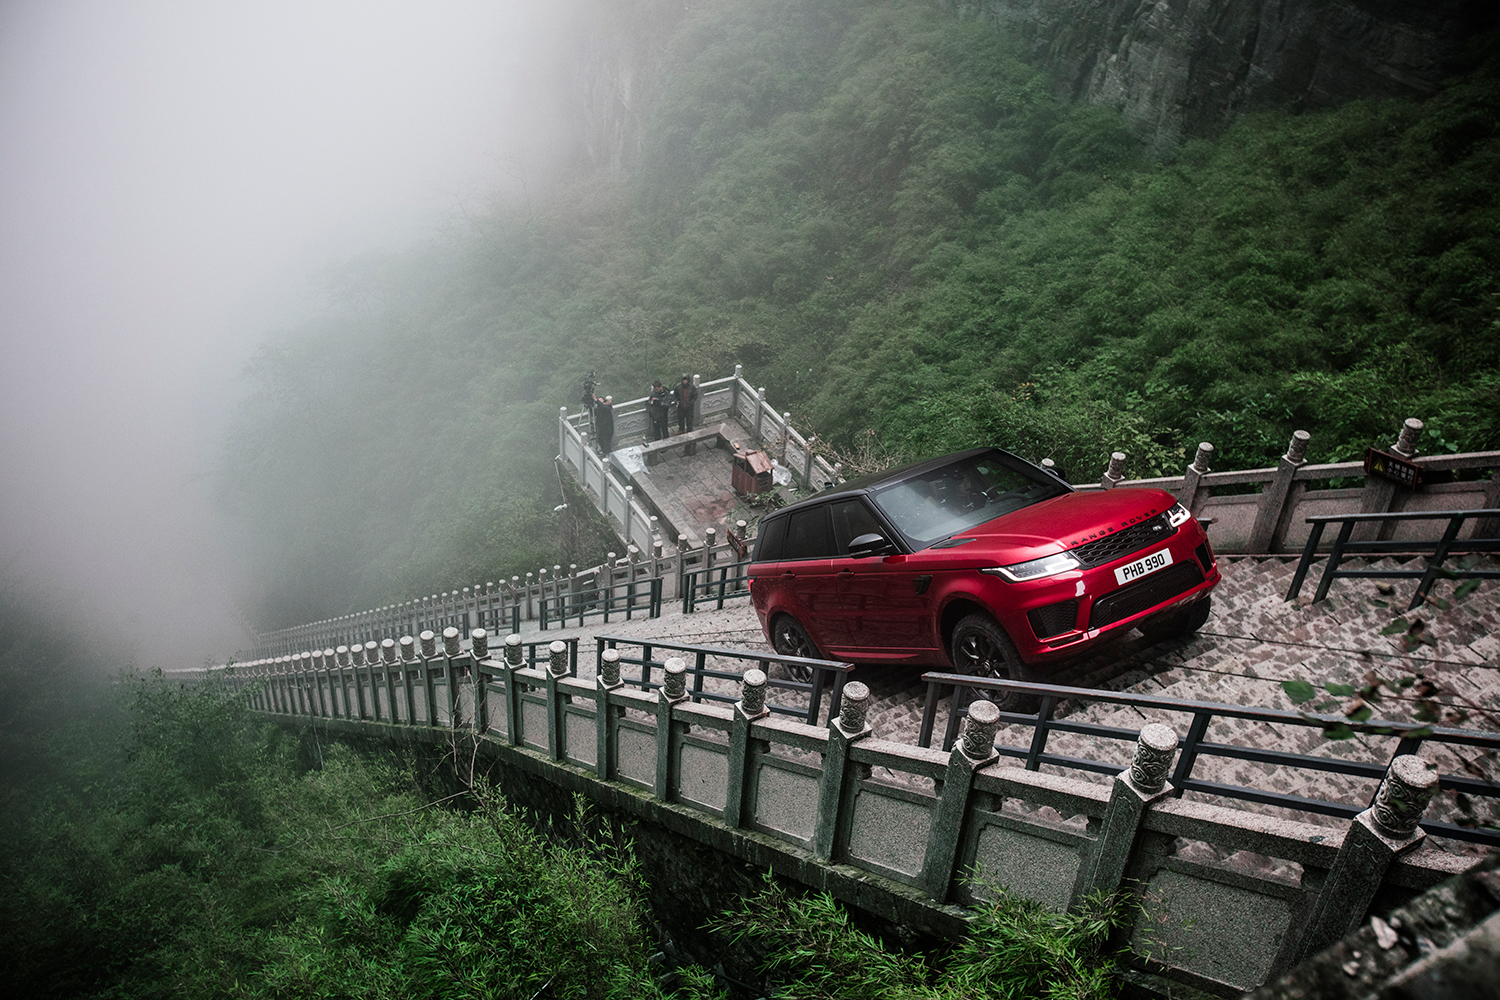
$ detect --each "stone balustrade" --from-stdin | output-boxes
[193,643,1474,997]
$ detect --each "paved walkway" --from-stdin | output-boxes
[510,555,1499,855]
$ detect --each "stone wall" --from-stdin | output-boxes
[222,649,1477,997]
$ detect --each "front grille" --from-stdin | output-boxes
[1069,514,1175,568]
[1088,561,1205,630]
[1027,599,1079,640]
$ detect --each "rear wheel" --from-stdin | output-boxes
[950,613,1034,713]
[770,614,817,683]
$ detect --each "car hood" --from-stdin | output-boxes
[949,487,1176,559]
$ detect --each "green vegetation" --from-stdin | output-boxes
[223,0,1500,626]
[714,876,1129,999]
[0,630,1132,999]
[0,675,683,999]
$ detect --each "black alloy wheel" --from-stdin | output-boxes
[770,614,817,683]
[949,612,1035,713]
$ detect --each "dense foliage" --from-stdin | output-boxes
[0,644,1130,999]
[0,674,688,999]
[223,0,1500,627]
[713,876,1129,999]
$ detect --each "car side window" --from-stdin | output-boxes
[830,499,885,554]
[754,514,787,561]
[783,505,835,559]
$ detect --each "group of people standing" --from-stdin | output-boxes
[582,374,699,456]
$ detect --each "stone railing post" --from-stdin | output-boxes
[545,639,569,761]
[318,648,335,716]
[724,667,771,828]
[1101,452,1127,490]
[418,630,439,727]
[307,652,321,715]
[503,633,524,745]
[334,646,350,717]
[922,699,1003,902]
[811,680,872,860]
[442,626,465,728]
[754,387,766,440]
[654,657,689,800]
[1478,470,1500,541]
[345,645,363,719]
[289,653,305,716]
[692,373,703,429]
[1249,430,1311,553]
[1358,417,1423,541]
[398,636,417,723]
[379,638,397,722]
[1175,442,1214,514]
[266,658,279,714]
[1079,723,1178,901]
[1292,755,1439,964]
[595,648,623,780]
[360,641,379,719]
[470,629,489,734]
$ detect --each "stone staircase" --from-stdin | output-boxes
[509,554,1500,851]
[1031,554,1500,846]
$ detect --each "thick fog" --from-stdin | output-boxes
[0,0,581,667]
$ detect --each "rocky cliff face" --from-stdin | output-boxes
[565,0,685,174]
[952,0,1496,154]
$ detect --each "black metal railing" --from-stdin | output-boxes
[919,673,1500,847]
[515,637,581,674]
[1285,509,1500,610]
[479,602,522,637]
[682,562,752,613]
[540,578,662,630]
[594,635,852,726]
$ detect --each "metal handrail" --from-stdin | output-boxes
[682,563,752,613]
[541,578,663,629]
[919,672,1500,847]
[1284,509,1500,609]
[595,634,852,726]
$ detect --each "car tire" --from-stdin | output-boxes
[949,613,1035,713]
[1140,595,1213,644]
[770,614,818,683]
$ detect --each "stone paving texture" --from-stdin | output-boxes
[510,554,1499,856]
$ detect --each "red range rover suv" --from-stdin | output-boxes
[748,448,1219,697]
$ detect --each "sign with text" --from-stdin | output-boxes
[1364,448,1423,489]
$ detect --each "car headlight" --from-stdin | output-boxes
[982,552,1082,583]
[1166,502,1192,528]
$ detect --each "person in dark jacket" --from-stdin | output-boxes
[647,380,670,441]
[594,395,615,454]
[673,374,697,434]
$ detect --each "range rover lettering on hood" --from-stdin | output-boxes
[1062,508,1160,548]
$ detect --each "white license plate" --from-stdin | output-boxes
[1115,548,1173,585]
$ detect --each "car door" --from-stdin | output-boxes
[827,498,937,660]
[757,503,844,651]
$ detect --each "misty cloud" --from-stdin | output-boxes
[0,0,585,667]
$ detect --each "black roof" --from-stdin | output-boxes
[774,447,1025,516]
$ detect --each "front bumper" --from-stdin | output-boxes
[992,524,1219,664]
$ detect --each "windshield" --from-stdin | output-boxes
[870,451,1069,547]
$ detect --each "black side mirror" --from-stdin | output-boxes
[847,533,892,558]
